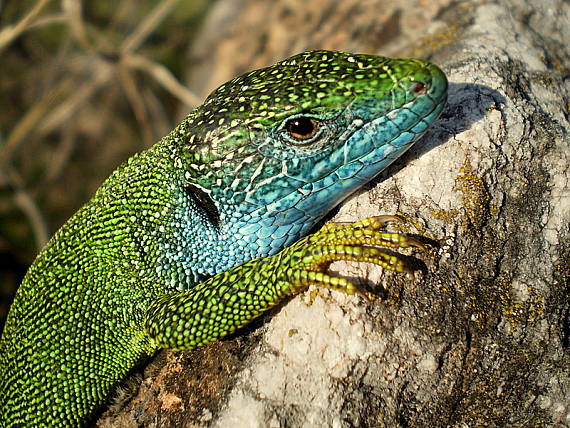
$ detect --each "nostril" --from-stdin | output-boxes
[411,81,428,95]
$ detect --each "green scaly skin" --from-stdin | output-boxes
[0,50,447,426]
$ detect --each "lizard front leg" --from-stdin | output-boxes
[144,216,426,350]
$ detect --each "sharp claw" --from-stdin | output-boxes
[405,236,429,251]
[373,214,402,225]
[353,283,373,301]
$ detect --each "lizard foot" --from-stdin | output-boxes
[281,215,428,298]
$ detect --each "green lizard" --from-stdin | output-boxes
[0,50,447,426]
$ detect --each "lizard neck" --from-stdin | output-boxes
[155,183,316,290]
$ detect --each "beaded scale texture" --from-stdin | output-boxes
[0,50,447,426]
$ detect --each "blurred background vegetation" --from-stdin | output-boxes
[0,0,213,329]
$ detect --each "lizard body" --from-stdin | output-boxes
[0,50,447,426]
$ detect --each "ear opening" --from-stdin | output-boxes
[184,184,221,228]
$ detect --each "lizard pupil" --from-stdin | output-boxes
[285,117,319,141]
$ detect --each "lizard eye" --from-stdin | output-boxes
[284,116,320,141]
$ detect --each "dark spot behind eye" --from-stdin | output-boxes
[285,117,319,141]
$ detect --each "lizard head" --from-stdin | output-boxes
[169,50,447,277]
